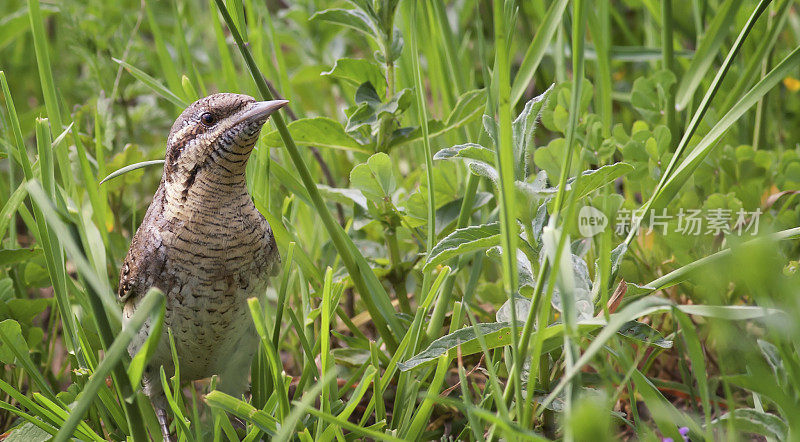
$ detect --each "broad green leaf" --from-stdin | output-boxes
[389,88,485,149]
[346,83,412,134]
[534,138,571,179]
[512,84,554,179]
[261,117,369,153]
[616,320,672,348]
[631,70,677,123]
[434,143,495,164]
[549,254,593,321]
[445,89,487,128]
[487,248,535,296]
[349,152,396,202]
[434,143,499,182]
[757,339,786,383]
[310,8,380,42]
[322,58,386,97]
[712,408,788,440]
[423,222,501,271]
[0,248,42,267]
[0,320,28,365]
[399,319,604,372]
[4,422,52,442]
[4,299,49,325]
[560,162,634,203]
[318,185,368,210]
[495,295,532,323]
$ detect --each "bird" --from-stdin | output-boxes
[117,93,287,440]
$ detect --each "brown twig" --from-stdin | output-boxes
[441,352,485,397]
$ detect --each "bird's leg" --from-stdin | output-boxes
[156,407,173,442]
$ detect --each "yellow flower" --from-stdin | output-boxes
[783,77,800,92]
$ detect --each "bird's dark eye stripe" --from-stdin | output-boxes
[200,112,216,127]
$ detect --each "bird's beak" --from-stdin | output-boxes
[237,99,289,125]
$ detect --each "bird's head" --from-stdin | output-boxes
[163,93,287,188]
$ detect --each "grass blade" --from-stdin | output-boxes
[52,288,164,442]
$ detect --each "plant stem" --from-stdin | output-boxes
[492,0,523,420]
[376,11,397,153]
[661,0,677,138]
[425,172,479,340]
[385,225,410,314]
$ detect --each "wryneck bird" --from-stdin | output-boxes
[118,93,287,440]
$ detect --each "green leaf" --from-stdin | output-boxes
[99,160,165,185]
[349,152,396,202]
[205,391,278,434]
[653,45,800,209]
[512,84,554,179]
[112,58,187,108]
[487,248,535,296]
[388,88,485,149]
[346,83,412,134]
[310,8,380,41]
[261,117,369,152]
[322,58,386,97]
[630,369,696,440]
[0,248,42,267]
[0,320,28,365]
[549,254,594,321]
[4,422,52,442]
[0,6,52,51]
[434,143,495,164]
[4,299,49,325]
[127,298,166,389]
[534,138,571,179]
[757,339,786,383]
[318,185,368,210]
[445,89,487,128]
[674,0,738,110]
[495,295,531,323]
[561,162,634,203]
[712,408,788,440]
[434,143,499,182]
[616,320,673,349]
[510,0,569,105]
[423,222,501,271]
[54,289,165,442]
[0,183,27,243]
[631,70,676,123]
[399,319,604,371]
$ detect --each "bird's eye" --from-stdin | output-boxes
[200,112,216,127]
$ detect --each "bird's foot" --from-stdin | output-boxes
[157,408,173,442]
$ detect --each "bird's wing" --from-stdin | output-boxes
[118,186,169,303]
[117,227,167,303]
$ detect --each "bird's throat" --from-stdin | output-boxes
[162,170,252,223]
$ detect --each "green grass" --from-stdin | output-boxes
[2,0,800,440]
